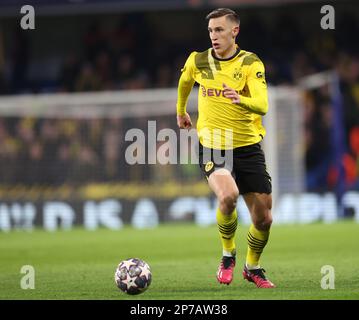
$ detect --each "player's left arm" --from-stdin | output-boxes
[223,61,268,116]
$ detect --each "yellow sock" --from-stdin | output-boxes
[216,208,238,257]
[246,224,269,269]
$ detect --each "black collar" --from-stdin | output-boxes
[211,46,241,61]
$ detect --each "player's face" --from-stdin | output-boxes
[208,16,239,57]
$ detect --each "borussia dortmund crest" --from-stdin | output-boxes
[205,161,214,172]
[233,68,242,80]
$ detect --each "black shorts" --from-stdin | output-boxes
[198,142,272,195]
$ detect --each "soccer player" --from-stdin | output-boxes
[176,8,275,288]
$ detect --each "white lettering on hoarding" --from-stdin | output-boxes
[0,191,358,231]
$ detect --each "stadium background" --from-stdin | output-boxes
[0,0,358,302]
[0,1,359,230]
[0,0,358,231]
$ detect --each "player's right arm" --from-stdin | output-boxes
[176,52,196,129]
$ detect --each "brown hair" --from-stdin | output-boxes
[206,8,240,25]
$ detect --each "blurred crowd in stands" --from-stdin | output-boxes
[0,6,358,191]
[0,115,201,185]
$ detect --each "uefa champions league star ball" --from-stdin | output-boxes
[114,258,152,295]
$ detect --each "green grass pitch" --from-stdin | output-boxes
[0,221,358,300]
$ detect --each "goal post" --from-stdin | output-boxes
[264,86,305,206]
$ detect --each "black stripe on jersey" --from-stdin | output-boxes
[242,53,261,66]
[237,51,246,59]
[213,58,221,71]
[195,50,214,79]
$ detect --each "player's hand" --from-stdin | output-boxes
[223,83,240,104]
[177,112,192,129]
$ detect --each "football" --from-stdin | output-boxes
[114,258,152,295]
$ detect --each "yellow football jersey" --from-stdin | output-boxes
[176,47,269,149]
